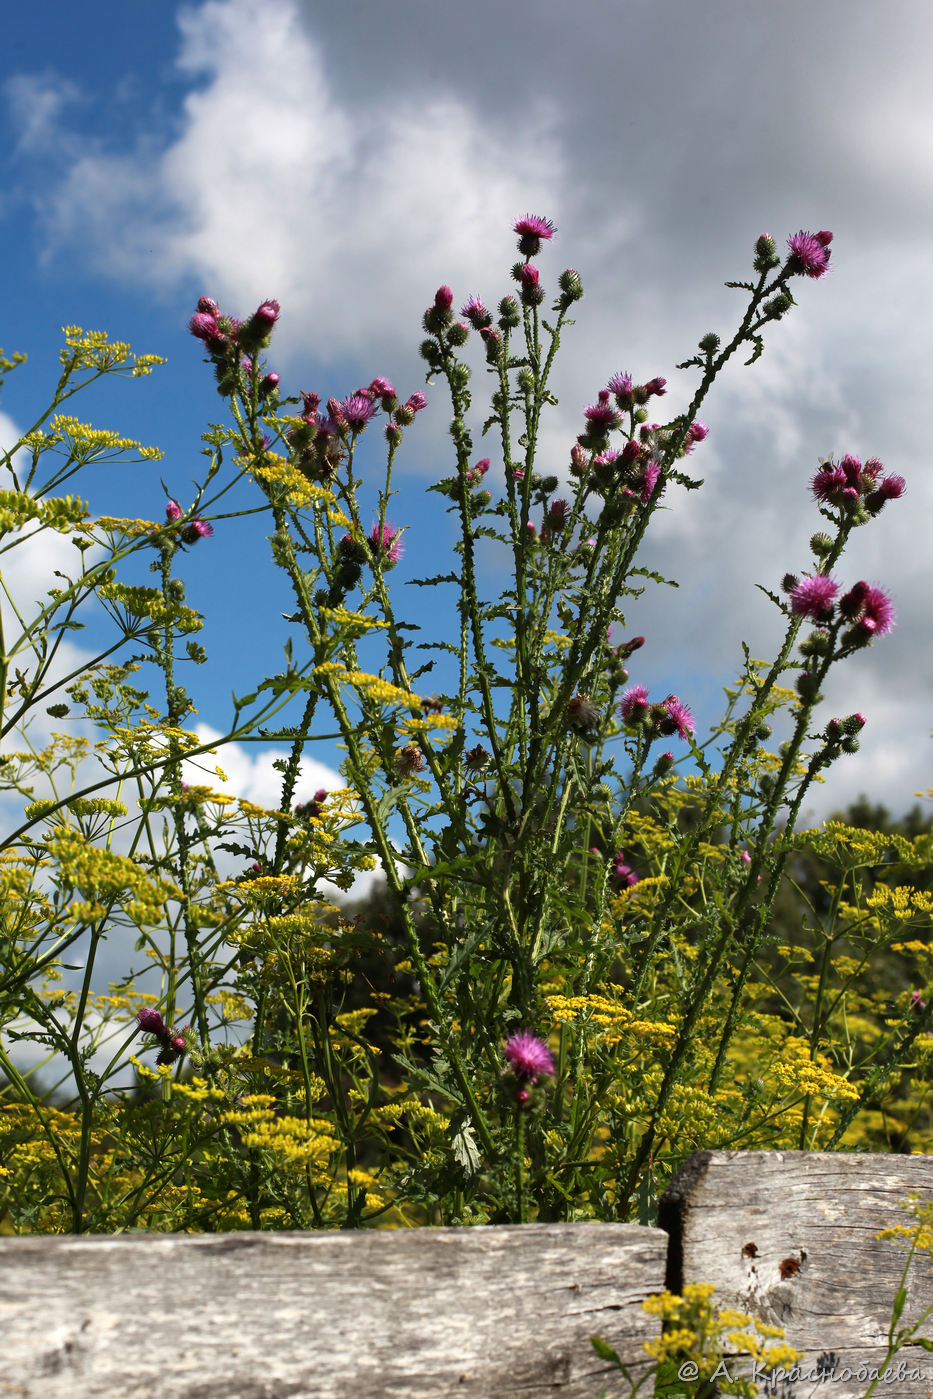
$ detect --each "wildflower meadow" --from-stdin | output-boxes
[1,216,932,1256]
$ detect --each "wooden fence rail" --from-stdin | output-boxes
[1,1151,931,1399]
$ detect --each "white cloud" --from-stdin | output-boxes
[3,71,81,156]
[185,721,339,809]
[35,0,564,364]
[5,0,931,829]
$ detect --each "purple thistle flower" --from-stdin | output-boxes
[514,214,556,256]
[461,295,492,329]
[584,397,622,431]
[156,1028,190,1067]
[659,694,695,740]
[612,851,640,887]
[607,372,634,407]
[787,230,832,279]
[405,391,427,414]
[639,460,661,503]
[545,497,571,528]
[857,583,896,638]
[684,420,709,453]
[196,296,220,316]
[513,214,556,242]
[340,393,377,431]
[434,285,454,312]
[503,1029,555,1083]
[369,521,404,568]
[252,299,280,330]
[644,377,667,398]
[181,518,213,545]
[810,463,848,505]
[137,1007,168,1038]
[188,311,221,342]
[867,473,906,512]
[369,376,396,399]
[165,499,183,523]
[620,684,650,723]
[838,453,863,487]
[790,574,838,618]
[518,264,540,290]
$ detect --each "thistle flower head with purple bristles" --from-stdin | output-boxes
[790,574,838,619]
[659,694,695,741]
[787,229,832,279]
[619,684,650,724]
[513,214,556,257]
[340,393,377,432]
[369,521,404,568]
[503,1030,556,1083]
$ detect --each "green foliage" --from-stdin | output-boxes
[0,230,929,1238]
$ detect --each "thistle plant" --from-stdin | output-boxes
[0,218,930,1235]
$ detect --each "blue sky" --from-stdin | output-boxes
[2,0,932,839]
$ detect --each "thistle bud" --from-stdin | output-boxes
[764,292,793,320]
[810,532,833,557]
[841,736,860,754]
[698,331,720,353]
[253,300,280,331]
[447,322,470,347]
[482,328,503,363]
[498,295,521,329]
[419,337,442,366]
[570,443,588,477]
[795,671,821,702]
[753,234,781,272]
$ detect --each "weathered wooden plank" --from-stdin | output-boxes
[660,1150,933,1399]
[0,1222,666,1399]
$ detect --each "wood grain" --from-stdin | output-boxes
[661,1150,933,1399]
[0,1222,667,1399]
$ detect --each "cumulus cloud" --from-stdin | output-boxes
[31,0,564,365]
[3,0,931,819]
